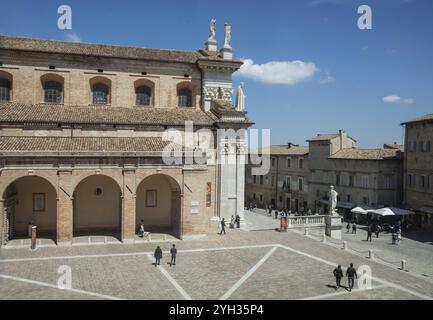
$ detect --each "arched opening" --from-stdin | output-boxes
[73,175,121,239]
[89,76,111,105]
[136,174,181,238]
[0,70,13,101]
[2,176,57,243]
[177,82,193,107]
[40,73,64,103]
[134,79,154,107]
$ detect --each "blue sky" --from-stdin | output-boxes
[1,0,432,148]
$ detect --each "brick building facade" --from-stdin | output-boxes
[0,27,252,246]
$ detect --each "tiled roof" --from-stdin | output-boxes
[250,145,309,156]
[0,136,179,153]
[306,134,339,142]
[329,148,403,160]
[0,35,203,64]
[383,143,404,150]
[0,102,216,127]
[401,114,433,125]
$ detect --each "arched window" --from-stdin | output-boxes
[136,85,151,106]
[0,78,12,101]
[178,88,192,107]
[92,83,109,105]
[43,80,62,103]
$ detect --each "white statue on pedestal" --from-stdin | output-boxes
[224,23,232,49]
[235,83,245,111]
[328,185,338,216]
[209,19,216,41]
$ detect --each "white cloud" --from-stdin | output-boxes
[319,71,335,84]
[235,58,318,86]
[383,95,415,105]
[65,33,82,43]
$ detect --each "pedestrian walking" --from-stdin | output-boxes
[375,225,381,238]
[235,214,241,228]
[274,210,279,220]
[346,263,358,292]
[346,223,350,233]
[138,220,145,238]
[366,225,373,242]
[154,246,162,266]
[170,244,177,266]
[219,218,226,235]
[352,223,357,234]
[229,215,235,229]
[333,265,344,290]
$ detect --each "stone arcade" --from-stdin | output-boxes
[0,20,252,246]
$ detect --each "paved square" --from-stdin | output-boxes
[1,230,432,300]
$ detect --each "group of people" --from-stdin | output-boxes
[219,214,241,235]
[346,219,403,245]
[153,244,177,266]
[333,263,358,291]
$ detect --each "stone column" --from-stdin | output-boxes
[122,169,136,243]
[236,141,246,221]
[57,170,73,245]
[0,199,4,247]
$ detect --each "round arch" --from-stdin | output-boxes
[2,175,57,242]
[72,174,122,238]
[0,70,13,102]
[136,174,182,238]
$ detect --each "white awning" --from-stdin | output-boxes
[351,206,368,214]
[367,207,415,217]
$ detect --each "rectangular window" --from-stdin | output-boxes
[299,158,304,169]
[253,193,256,200]
[336,174,340,186]
[362,196,368,205]
[32,193,45,212]
[260,194,263,202]
[384,175,393,189]
[253,175,257,184]
[346,195,351,202]
[349,175,355,187]
[362,175,369,188]
[260,176,264,185]
[286,176,291,191]
[279,196,283,203]
[271,176,275,187]
[420,175,430,189]
[271,157,276,167]
[298,178,303,191]
[146,190,157,207]
[287,158,291,168]
[409,141,417,152]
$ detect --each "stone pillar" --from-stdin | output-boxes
[325,214,343,240]
[0,199,4,247]
[57,170,73,245]
[122,169,136,243]
[236,141,246,221]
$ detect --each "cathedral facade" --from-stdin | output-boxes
[0,23,252,246]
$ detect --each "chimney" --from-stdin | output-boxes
[339,129,345,150]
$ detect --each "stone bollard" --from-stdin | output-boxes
[304,228,308,236]
[369,249,374,260]
[343,241,347,250]
[401,260,407,271]
[322,234,326,243]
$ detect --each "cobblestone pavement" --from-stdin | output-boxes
[1,228,433,300]
[307,224,433,282]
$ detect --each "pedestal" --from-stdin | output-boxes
[325,215,343,240]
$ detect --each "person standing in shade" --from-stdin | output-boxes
[235,214,241,228]
[219,218,226,235]
[170,244,177,266]
[346,263,358,292]
[346,223,350,233]
[352,223,357,234]
[274,209,279,220]
[154,246,162,266]
[333,265,344,290]
[366,224,373,242]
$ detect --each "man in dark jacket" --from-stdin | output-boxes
[235,215,241,228]
[366,225,373,242]
[346,263,358,292]
[170,244,177,266]
[154,246,162,266]
[219,218,226,235]
[333,265,344,289]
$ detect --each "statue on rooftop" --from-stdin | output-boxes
[235,83,245,111]
[209,19,216,41]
